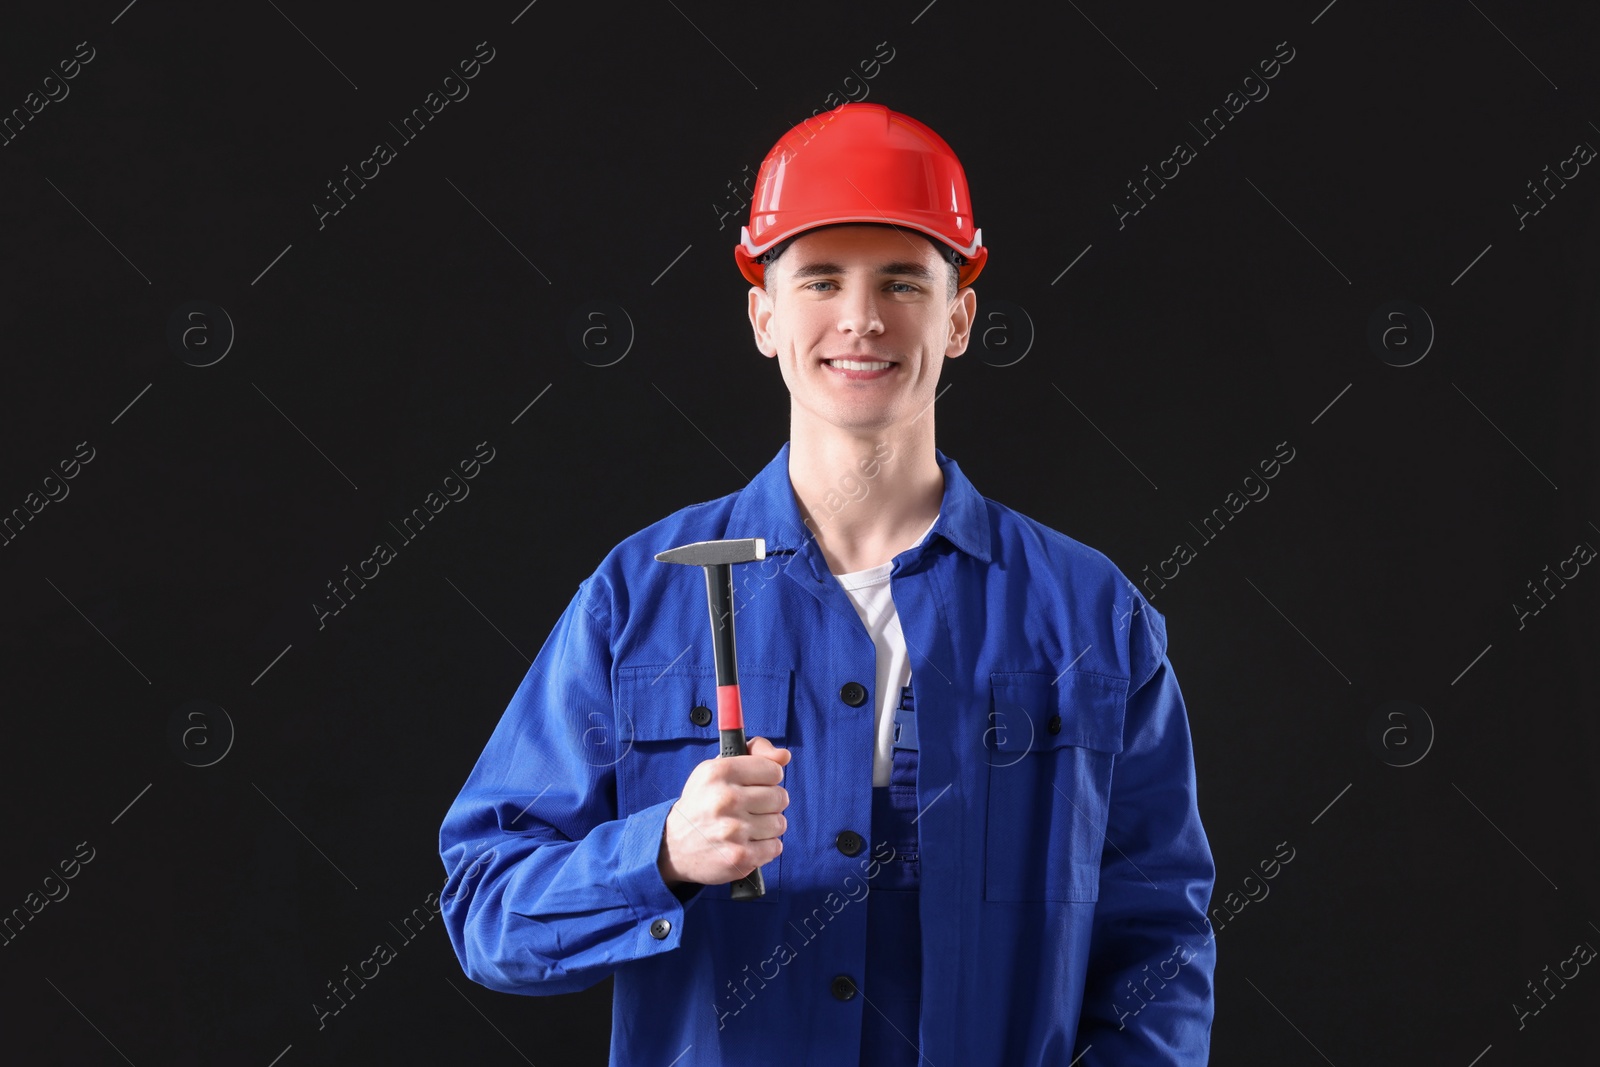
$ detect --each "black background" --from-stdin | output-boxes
[1,1,1597,1064]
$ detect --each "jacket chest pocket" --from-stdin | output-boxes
[614,663,793,901]
[983,670,1126,903]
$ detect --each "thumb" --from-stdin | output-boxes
[747,736,791,765]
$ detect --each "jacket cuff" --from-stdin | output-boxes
[616,796,706,956]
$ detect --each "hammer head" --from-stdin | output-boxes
[654,537,766,567]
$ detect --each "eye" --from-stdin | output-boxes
[887,282,917,293]
[803,280,836,292]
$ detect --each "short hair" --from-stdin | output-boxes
[761,225,960,301]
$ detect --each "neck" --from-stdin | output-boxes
[787,412,943,574]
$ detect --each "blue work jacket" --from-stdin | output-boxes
[439,440,1217,1065]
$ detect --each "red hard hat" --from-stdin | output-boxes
[734,102,988,289]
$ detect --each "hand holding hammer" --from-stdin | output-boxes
[654,537,788,899]
[657,735,790,891]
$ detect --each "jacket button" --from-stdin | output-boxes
[835,830,864,856]
[840,681,868,707]
[649,918,672,940]
[689,705,713,727]
[1047,714,1062,735]
[830,974,858,1001]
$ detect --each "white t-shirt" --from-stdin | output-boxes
[831,514,939,787]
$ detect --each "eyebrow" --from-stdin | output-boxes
[788,260,937,282]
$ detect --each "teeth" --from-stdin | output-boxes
[828,359,892,371]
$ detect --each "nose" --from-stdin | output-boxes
[836,283,884,339]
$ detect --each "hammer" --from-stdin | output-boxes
[654,536,769,900]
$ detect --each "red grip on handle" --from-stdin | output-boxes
[716,684,744,732]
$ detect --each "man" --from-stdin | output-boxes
[439,102,1217,1065]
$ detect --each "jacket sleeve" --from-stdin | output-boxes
[438,579,707,996]
[1075,598,1217,1063]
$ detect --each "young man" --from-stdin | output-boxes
[439,102,1217,1066]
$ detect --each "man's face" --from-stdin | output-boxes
[748,224,976,437]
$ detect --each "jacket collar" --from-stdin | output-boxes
[727,440,993,568]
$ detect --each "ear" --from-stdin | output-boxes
[944,287,977,359]
[748,284,777,357]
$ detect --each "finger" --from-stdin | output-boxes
[744,811,789,841]
[739,784,790,815]
[720,753,786,785]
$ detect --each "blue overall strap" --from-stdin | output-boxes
[860,684,922,1065]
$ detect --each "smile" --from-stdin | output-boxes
[824,358,895,376]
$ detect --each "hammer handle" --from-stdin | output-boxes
[706,567,767,901]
